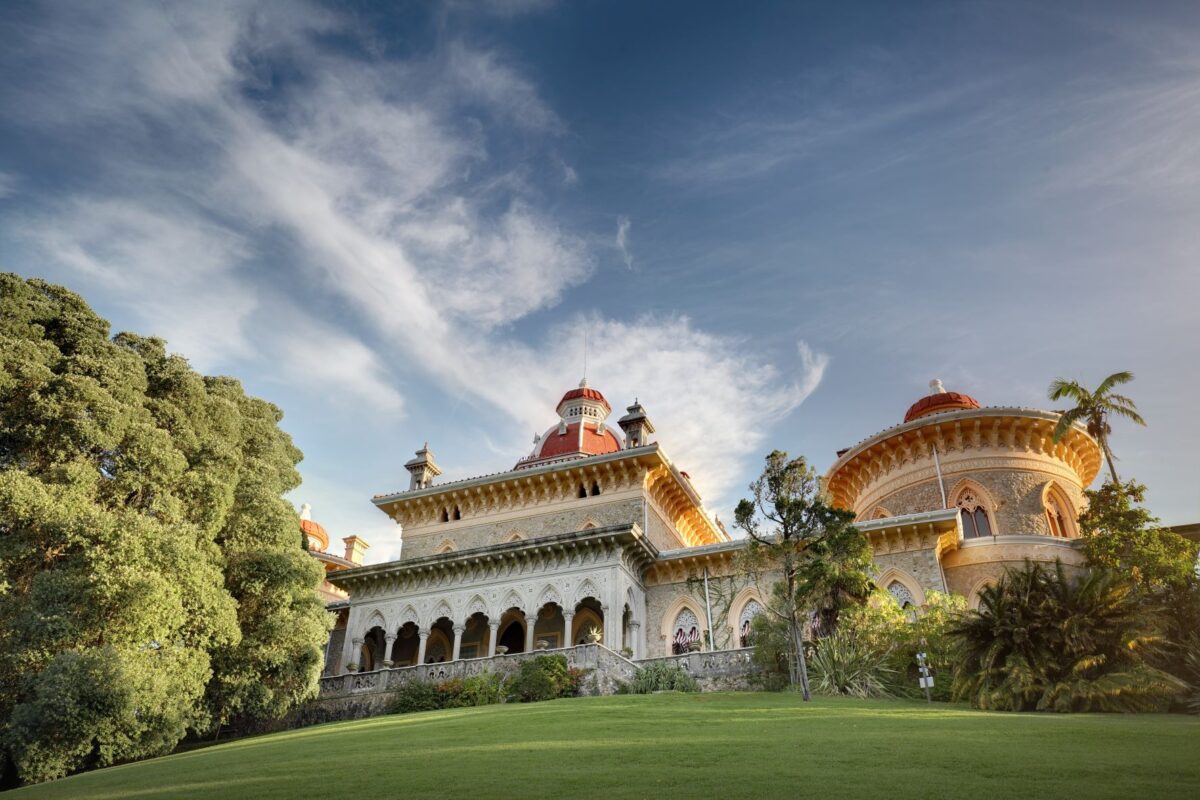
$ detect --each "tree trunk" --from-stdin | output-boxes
[790,615,811,701]
[783,557,810,701]
[1101,436,1120,485]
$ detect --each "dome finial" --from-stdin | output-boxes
[299,502,312,521]
[929,378,946,395]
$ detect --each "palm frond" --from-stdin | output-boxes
[1096,371,1135,396]
[1052,408,1084,442]
[1048,378,1087,402]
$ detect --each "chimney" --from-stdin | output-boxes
[342,535,370,566]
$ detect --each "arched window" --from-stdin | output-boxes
[955,487,993,539]
[1043,486,1074,538]
[739,600,763,648]
[671,608,701,655]
[887,581,916,609]
[452,505,462,521]
[440,508,450,523]
[578,484,588,499]
[590,481,601,496]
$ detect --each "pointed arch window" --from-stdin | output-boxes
[739,600,763,648]
[887,581,916,609]
[1044,486,1074,538]
[955,487,993,539]
[671,608,701,655]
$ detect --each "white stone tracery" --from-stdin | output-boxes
[887,581,916,608]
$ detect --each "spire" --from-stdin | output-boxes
[929,378,946,394]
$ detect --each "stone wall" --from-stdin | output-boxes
[872,548,946,595]
[400,497,646,559]
[869,467,1086,538]
[636,648,764,692]
[942,537,1087,601]
[300,644,640,726]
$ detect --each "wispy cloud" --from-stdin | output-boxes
[2,1,822,555]
[615,215,633,269]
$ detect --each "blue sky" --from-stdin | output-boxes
[2,1,1197,559]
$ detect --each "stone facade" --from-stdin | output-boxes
[315,380,1107,703]
[398,496,652,559]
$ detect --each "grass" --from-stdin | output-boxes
[12,693,1200,799]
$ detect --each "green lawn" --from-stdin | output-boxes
[12,693,1200,800]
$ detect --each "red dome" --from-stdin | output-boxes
[557,386,611,414]
[300,518,329,551]
[515,421,621,469]
[904,391,981,423]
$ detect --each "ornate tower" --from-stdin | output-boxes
[618,399,655,449]
[404,443,442,491]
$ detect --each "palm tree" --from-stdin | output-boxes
[1048,371,1145,484]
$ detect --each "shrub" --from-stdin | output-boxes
[950,561,1183,712]
[511,655,576,702]
[627,662,699,694]
[459,673,510,707]
[387,680,443,714]
[808,630,895,698]
[839,590,965,700]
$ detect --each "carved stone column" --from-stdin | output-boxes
[451,625,464,661]
[349,637,363,672]
[524,612,538,652]
[416,630,430,665]
[628,621,641,660]
[602,604,617,648]
[487,621,500,657]
[562,612,575,648]
[383,634,397,668]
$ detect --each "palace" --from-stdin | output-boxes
[308,378,1102,683]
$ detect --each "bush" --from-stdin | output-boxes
[511,655,580,702]
[809,630,895,698]
[838,590,965,700]
[388,672,511,714]
[387,680,443,714]
[950,561,1183,712]
[626,662,699,694]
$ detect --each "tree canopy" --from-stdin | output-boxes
[1048,371,1145,484]
[734,450,872,699]
[0,274,329,785]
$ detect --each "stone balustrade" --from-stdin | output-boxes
[635,648,763,691]
[301,644,758,727]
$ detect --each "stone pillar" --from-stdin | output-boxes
[487,621,500,657]
[628,621,641,660]
[383,634,397,668]
[602,604,617,648]
[349,637,363,671]
[562,612,575,648]
[417,630,430,665]
[525,612,538,651]
[451,625,464,661]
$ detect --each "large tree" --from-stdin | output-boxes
[0,275,328,785]
[1048,371,1145,484]
[734,451,872,700]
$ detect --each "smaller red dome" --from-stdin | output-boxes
[300,518,329,551]
[557,386,611,413]
[904,390,980,422]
